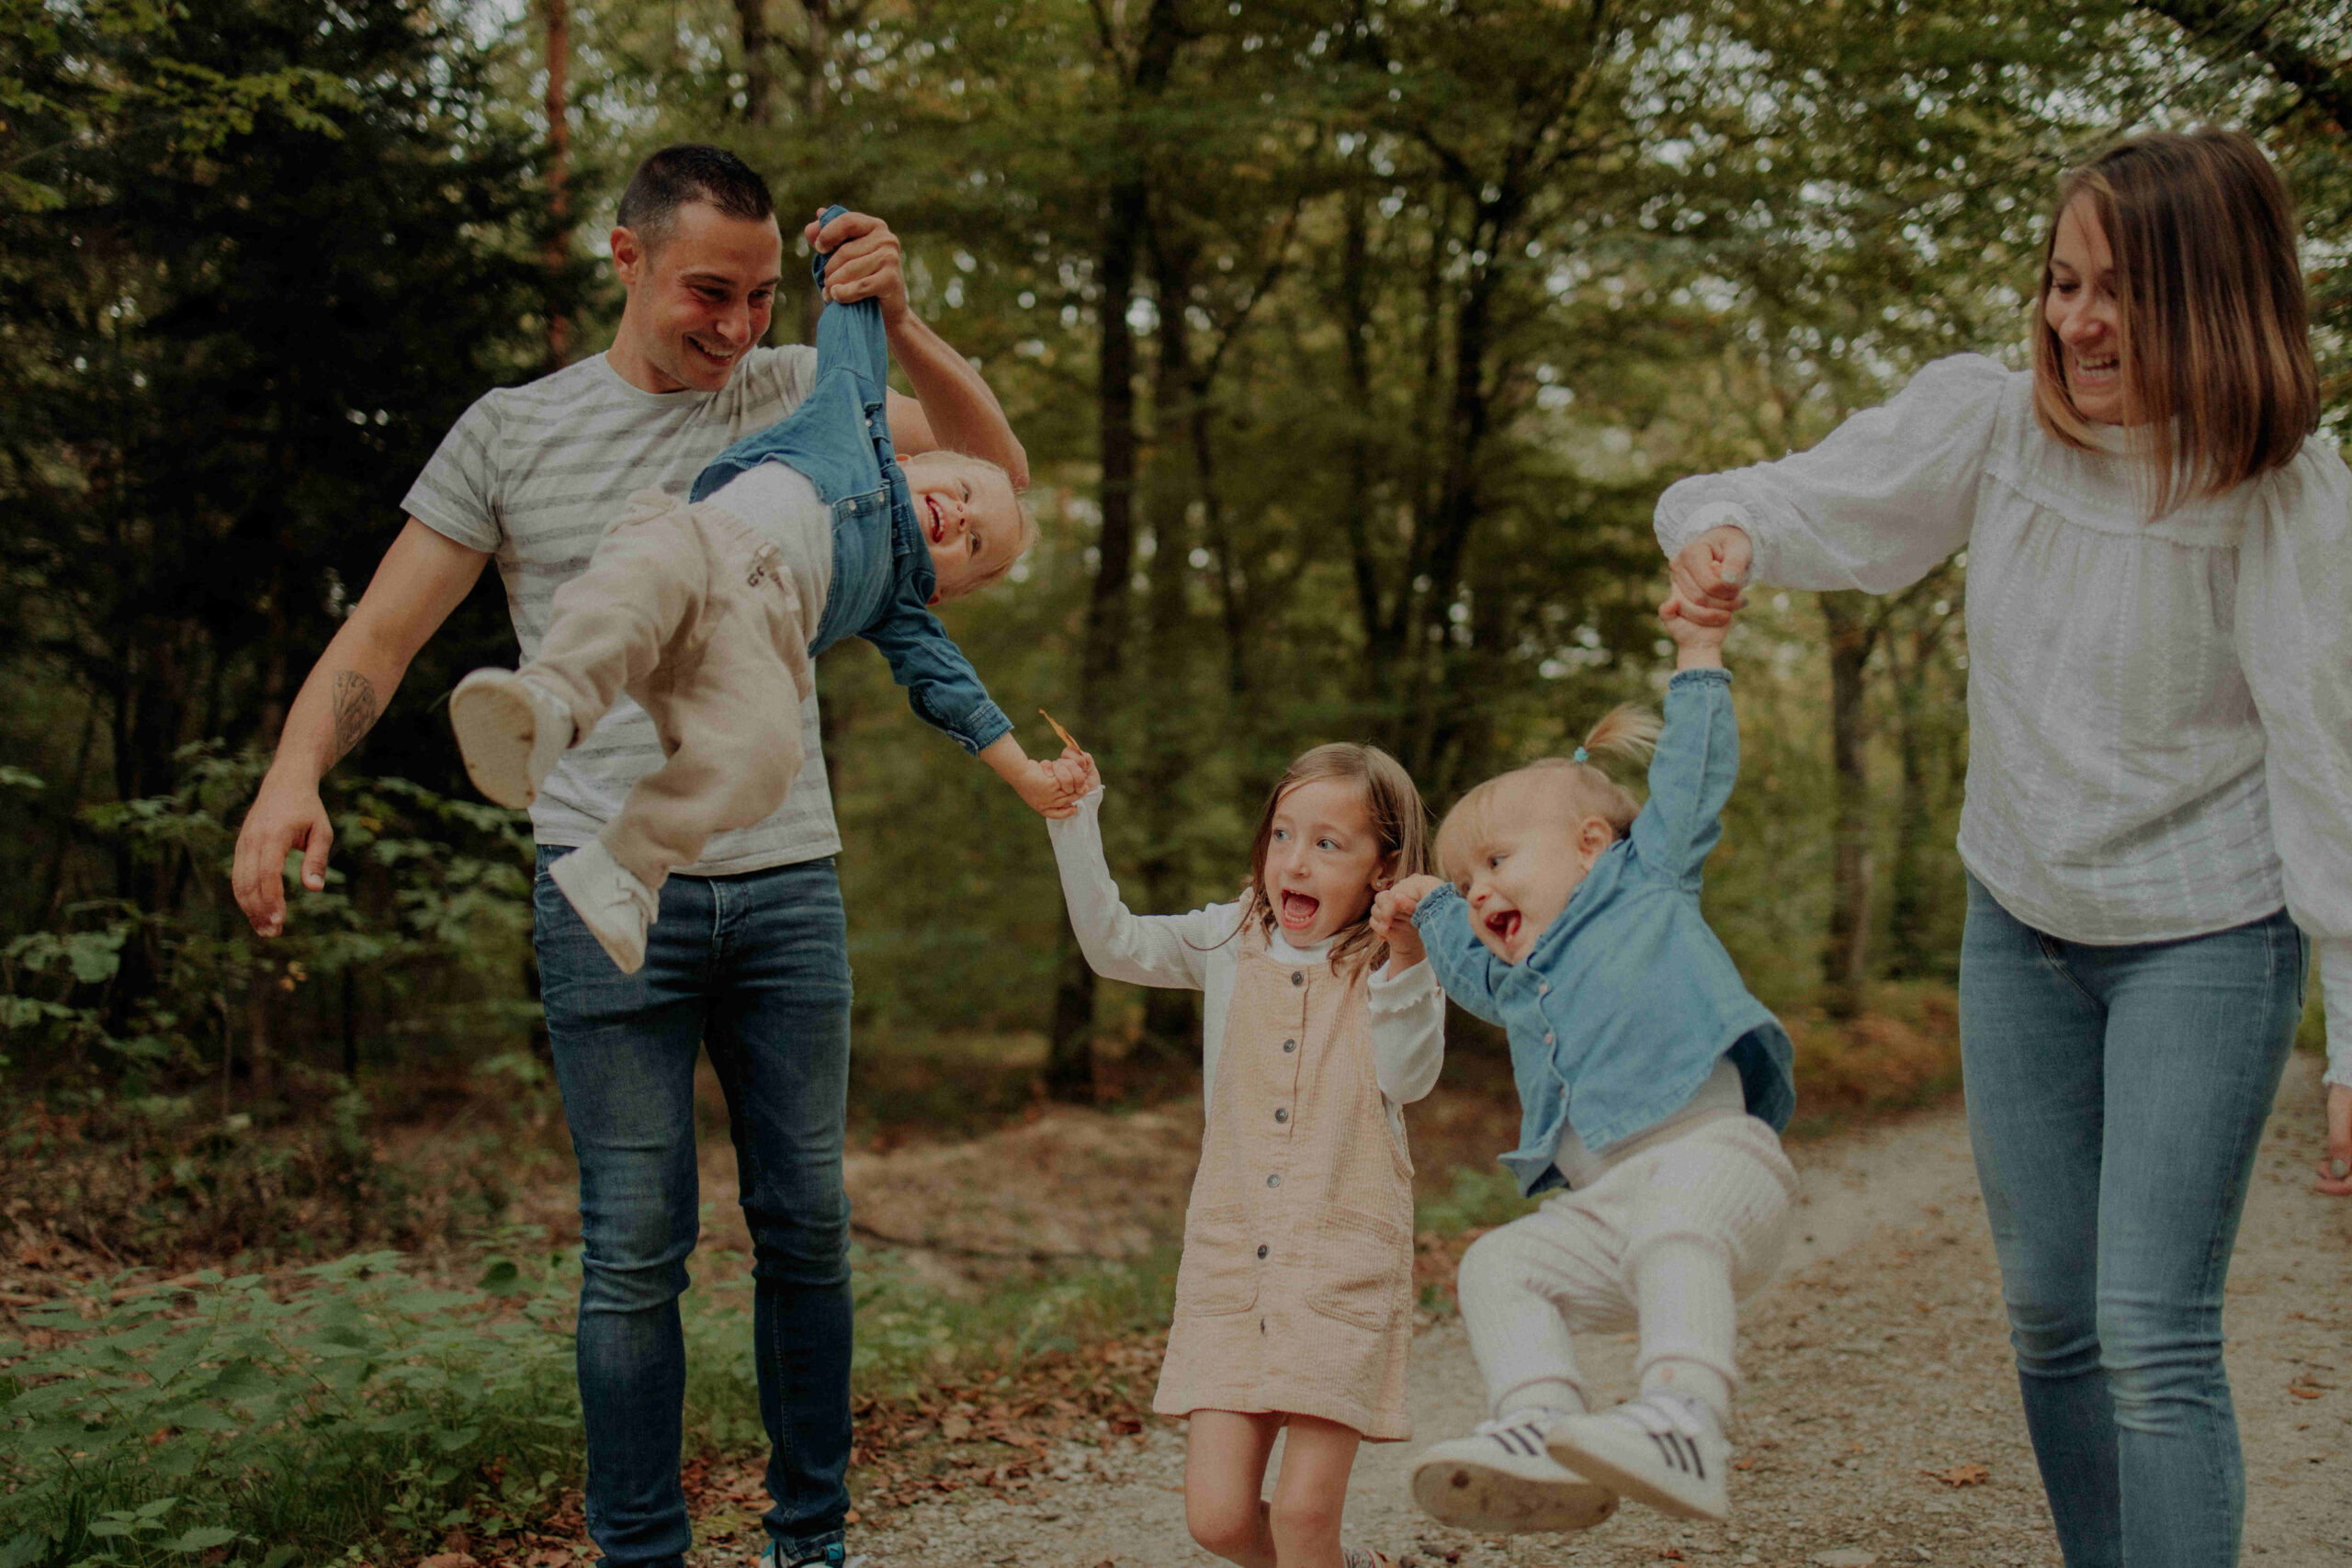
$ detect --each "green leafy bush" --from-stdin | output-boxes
[0,1256,580,1568]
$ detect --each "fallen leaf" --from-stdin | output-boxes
[940,1414,973,1441]
[1927,1462,1990,1487]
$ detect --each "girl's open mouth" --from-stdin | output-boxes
[1279,890,1320,930]
[1485,909,1522,946]
[925,495,945,544]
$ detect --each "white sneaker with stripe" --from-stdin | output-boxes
[1408,1409,1619,1533]
[1542,1392,1729,1521]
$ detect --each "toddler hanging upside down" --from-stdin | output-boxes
[448,205,1081,973]
[1374,588,1798,1531]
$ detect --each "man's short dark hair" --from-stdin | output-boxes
[615,145,775,255]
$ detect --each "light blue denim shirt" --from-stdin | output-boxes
[1414,668,1797,1195]
[688,206,1012,756]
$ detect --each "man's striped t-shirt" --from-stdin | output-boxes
[402,344,842,873]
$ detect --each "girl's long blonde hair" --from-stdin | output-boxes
[2032,129,2318,517]
[1229,743,1432,978]
[1435,705,1660,884]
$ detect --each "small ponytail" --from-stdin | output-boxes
[1577,704,1661,770]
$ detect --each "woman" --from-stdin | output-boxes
[1656,130,2352,1568]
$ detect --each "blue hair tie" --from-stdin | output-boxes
[1572,746,1589,764]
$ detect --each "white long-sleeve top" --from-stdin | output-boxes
[1046,787,1446,1113]
[1657,354,2352,1087]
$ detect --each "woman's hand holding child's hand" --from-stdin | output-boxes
[1373,874,1446,972]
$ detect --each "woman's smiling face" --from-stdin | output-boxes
[1260,778,1391,947]
[2045,196,2134,426]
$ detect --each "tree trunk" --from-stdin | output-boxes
[1136,221,1201,1059]
[735,0,775,127]
[1045,0,1186,1100]
[544,0,572,367]
[1044,173,1147,1100]
[1819,591,1876,1017]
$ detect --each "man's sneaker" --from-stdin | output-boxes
[548,840,657,975]
[450,669,572,808]
[1409,1410,1620,1533]
[757,1543,868,1568]
[1543,1392,1729,1522]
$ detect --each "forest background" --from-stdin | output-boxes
[4,2,2351,1565]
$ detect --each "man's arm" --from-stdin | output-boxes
[805,209,1030,489]
[232,520,491,936]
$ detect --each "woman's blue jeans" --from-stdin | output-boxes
[535,848,855,1568]
[1960,874,2304,1568]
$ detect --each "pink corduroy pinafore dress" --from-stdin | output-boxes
[1152,930,1418,1440]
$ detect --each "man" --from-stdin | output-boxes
[232,145,1027,1568]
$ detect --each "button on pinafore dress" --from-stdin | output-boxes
[1152,931,1418,1440]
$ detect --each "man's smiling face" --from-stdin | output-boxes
[610,201,782,393]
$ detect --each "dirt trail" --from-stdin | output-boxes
[860,1055,2352,1567]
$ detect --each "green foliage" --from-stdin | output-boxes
[0,1256,582,1568]
[2,749,533,1093]
[0,1236,1184,1568]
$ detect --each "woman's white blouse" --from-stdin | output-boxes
[1046,787,1446,1110]
[1656,355,2352,1087]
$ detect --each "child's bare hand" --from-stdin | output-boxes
[1055,744,1101,796]
[1660,593,1727,668]
[1012,758,1086,819]
[1372,874,1444,943]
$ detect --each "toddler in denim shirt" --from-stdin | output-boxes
[447,206,1080,975]
[1374,592,1797,1532]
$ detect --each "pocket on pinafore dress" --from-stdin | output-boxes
[1304,1203,1408,1332]
[1173,1202,1259,1315]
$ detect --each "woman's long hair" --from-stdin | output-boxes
[2032,129,2318,516]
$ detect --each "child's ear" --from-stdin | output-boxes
[1576,817,1615,863]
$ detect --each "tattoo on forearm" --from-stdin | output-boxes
[330,671,379,762]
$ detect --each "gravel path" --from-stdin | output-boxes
[861,1054,2352,1567]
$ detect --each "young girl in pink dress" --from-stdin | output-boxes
[1044,741,1445,1568]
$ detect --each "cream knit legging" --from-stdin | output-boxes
[1457,1113,1797,1424]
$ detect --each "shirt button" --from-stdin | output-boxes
[1266,1172,1282,1189]
[1256,1244,1269,1259]
[1539,981,1551,996]
[1545,1031,1555,1044]
[1273,1108,1289,1124]
[1291,971,1305,987]
[1283,1039,1296,1054]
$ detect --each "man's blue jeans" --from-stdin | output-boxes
[536,847,854,1568]
[1960,874,2303,1568]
